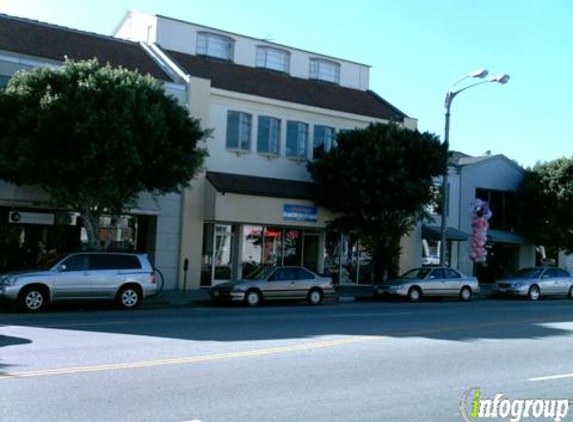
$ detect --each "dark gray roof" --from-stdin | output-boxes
[0,14,171,81]
[206,171,316,201]
[164,49,409,122]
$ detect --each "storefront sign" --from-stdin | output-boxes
[283,204,317,222]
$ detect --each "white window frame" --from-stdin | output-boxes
[309,58,340,84]
[256,46,290,73]
[286,121,308,160]
[197,32,234,61]
[257,116,281,156]
[226,111,252,152]
[313,125,336,159]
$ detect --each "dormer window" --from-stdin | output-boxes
[309,58,340,84]
[197,32,234,60]
[256,46,290,73]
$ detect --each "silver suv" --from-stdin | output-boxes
[0,252,157,311]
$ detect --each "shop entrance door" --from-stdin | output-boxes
[212,224,233,286]
[303,233,320,272]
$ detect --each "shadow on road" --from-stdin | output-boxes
[2,300,573,345]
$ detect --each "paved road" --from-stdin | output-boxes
[1,299,573,422]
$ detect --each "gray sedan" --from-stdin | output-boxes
[376,267,479,302]
[210,266,335,307]
[495,267,573,301]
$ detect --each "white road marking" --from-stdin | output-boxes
[327,312,413,317]
[44,321,129,328]
[528,373,573,382]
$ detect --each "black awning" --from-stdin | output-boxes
[422,225,470,241]
[206,171,316,201]
[487,229,529,244]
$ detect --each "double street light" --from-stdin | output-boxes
[439,69,510,266]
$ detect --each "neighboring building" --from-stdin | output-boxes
[0,13,186,284]
[114,11,418,288]
[421,152,535,282]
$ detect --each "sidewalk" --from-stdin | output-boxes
[144,289,211,307]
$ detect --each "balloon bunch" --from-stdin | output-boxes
[469,199,492,263]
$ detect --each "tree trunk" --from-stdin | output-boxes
[373,237,390,283]
[373,236,400,283]
[79,208,101,251]
[102,215,119,251]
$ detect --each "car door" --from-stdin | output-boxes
[421,268,445,296]
[539,268,558,295]
[88,254,124,299]
[265,267,298,299]
[553,268,571,295]
[51,254,91,299]
[295,268,317,299]
[443,268,464,297]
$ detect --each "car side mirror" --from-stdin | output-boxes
[57,264,66,272]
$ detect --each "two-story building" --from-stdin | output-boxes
[114,11,419,289]
[422,151,536,282]
[1,11,419,289]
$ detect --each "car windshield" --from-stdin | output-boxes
[400,268,431,280]
[513,268,543,279]
[244,265,275,280]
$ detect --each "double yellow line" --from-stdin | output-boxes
[2,315,567,380]
[0,335,387,380]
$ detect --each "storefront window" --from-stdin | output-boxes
[214,224,233,280]
[324,230,372,284]
[242,225,264,278]
[283,229,302,266]
[263,227,284,266]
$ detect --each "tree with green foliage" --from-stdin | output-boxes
[0,59,208,250]
[515,157,573,252]
[308,122,448,281]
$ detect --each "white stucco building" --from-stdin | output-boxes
[112,11,422,289]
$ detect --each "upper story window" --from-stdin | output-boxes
[313,125,336,159]
[226,111,252,151]
[257,116,281,155]
[256,46,290,73]
[197,32,234,60]
[309,58,340,84]
[286,121,308,160]
[0,75,10,90]
[475,188,516,231]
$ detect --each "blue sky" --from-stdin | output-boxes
[1,0,571,167]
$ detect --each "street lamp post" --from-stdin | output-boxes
[439,70,510,267]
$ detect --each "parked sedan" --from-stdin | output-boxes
[210,266,335,307]
[376,267,479,302]
[495,267,573,301]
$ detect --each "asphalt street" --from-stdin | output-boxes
[1,298,573,422]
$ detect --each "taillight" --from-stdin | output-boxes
[150,272,156,284]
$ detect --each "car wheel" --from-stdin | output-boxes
[568,286,573,300]
[116,285,141,309]
[528,285,540,301]
[459,287,473,302]
[245,290,262,307]
[19,286,49,312]
[408,287,422,302]
[307,288,323,305]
